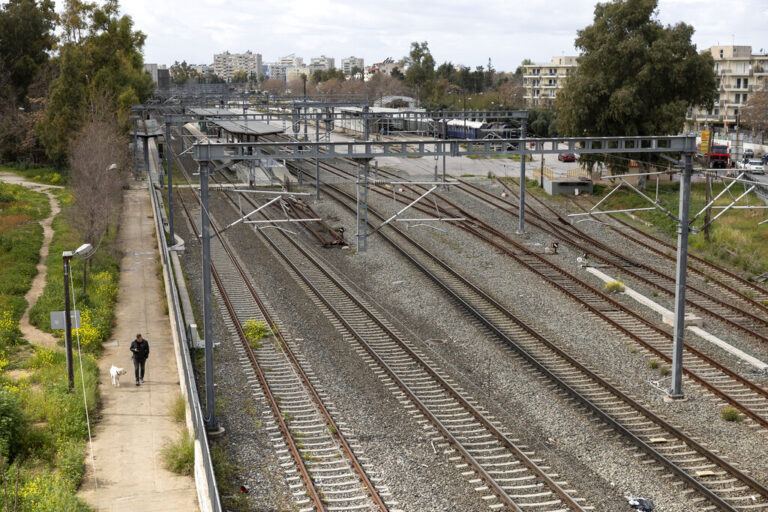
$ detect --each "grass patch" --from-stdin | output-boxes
[648,359,660,369]
[28,203,120,355]
[720,405,743,422]
[0,163,67,186]
[0,183,50,333]
[171,393,186,423]
[162,429,194,476]
[604,280,626,293]
[659,366,671,377]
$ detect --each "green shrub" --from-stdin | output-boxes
[162,430,194,476]
[18,472,90,512]
[243,319,271,350]
[721,406,743,422]
[604,280,626,293]
[0,387,27,461]
[57,441,86,489]
[0,310,23,347]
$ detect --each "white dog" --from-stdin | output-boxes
[110,365,127,387]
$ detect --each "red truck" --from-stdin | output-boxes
[709,144,731,169]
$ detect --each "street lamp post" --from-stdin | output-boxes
[63,251,75,392]
[62,243,92,392]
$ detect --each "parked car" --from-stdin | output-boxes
[738,158,766,173]
[743,148,754,158]
[558,153,576,162]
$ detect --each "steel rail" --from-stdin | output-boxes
[314,181,768,511]
[563,194,768,308]
[176,192,326,512]
[363,175,768,429]
[180,189,389,512]
[488,179,768,342]
[173,139,388,512]
[210,169,586,512]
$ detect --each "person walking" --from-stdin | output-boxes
[130,334,150,386]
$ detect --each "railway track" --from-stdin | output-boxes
[307,178,768,511]
[475,178,768,345]
[299,161,768,425]
[563,194,768,306]
[174,150,391,512]
[180,126,768,509]
[204,169,593,512]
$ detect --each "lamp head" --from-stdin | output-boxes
[74,243,93,257]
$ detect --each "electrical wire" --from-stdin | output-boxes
[68,266,98,488]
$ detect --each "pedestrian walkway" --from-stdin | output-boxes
[0,172,62,349]
[78,183,198,511]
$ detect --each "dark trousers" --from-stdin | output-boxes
[133,358,146,381]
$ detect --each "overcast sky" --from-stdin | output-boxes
[56,0,768,70]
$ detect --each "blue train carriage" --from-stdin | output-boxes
[445,119,488,139]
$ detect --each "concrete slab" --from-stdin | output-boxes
[77,184,198,511]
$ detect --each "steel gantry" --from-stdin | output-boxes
[188,133,700,401]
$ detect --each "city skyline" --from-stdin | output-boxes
[46,0,768,71]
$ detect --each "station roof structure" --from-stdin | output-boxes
[189,107,284,136]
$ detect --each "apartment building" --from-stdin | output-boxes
[687,46,768,130]
[213,50,262,81]
[310,55,335,70]
[341,56,365,75]
[522,56,578,107]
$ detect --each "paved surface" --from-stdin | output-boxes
[0,172,62,349]
[78,183,198,511]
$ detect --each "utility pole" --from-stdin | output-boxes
[540,155,545,188]
[62,252,75,392]
[670,152,693,398]
[199,161,218,430]
[518,118,528,233]
[315,112,320,199]
[165,122,174,244]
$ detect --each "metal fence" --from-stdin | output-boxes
[147,179,222,512]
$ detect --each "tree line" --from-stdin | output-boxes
[0,0,152,169]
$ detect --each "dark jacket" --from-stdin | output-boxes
[130,339,150,361]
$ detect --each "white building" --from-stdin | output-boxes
[688,46,768,131]
[310,55,335,70]
[522,56,578,107]
[341,56,365,76]
[213,51,262,81]
[279,54,304,68]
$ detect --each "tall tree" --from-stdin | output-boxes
[404,41,435,103]
[38,0,152,167]
[557,0,716,171]
[37,45,88,167]
[0,0,56,105]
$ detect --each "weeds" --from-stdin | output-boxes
[162,430,195,476]
[243,319,271,351]
[648,359,660,369]
[171,393,186,423]
[604,280,626,293]
[720,406,743,422]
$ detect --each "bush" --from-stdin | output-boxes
[604,280,626,293]
[0,310,23,347]
[721,406,743,422]
[57,441,86,490]
[162,430,194,476]
[243,319,271,350]
[18,472,91,512]
[0,387,27,462]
